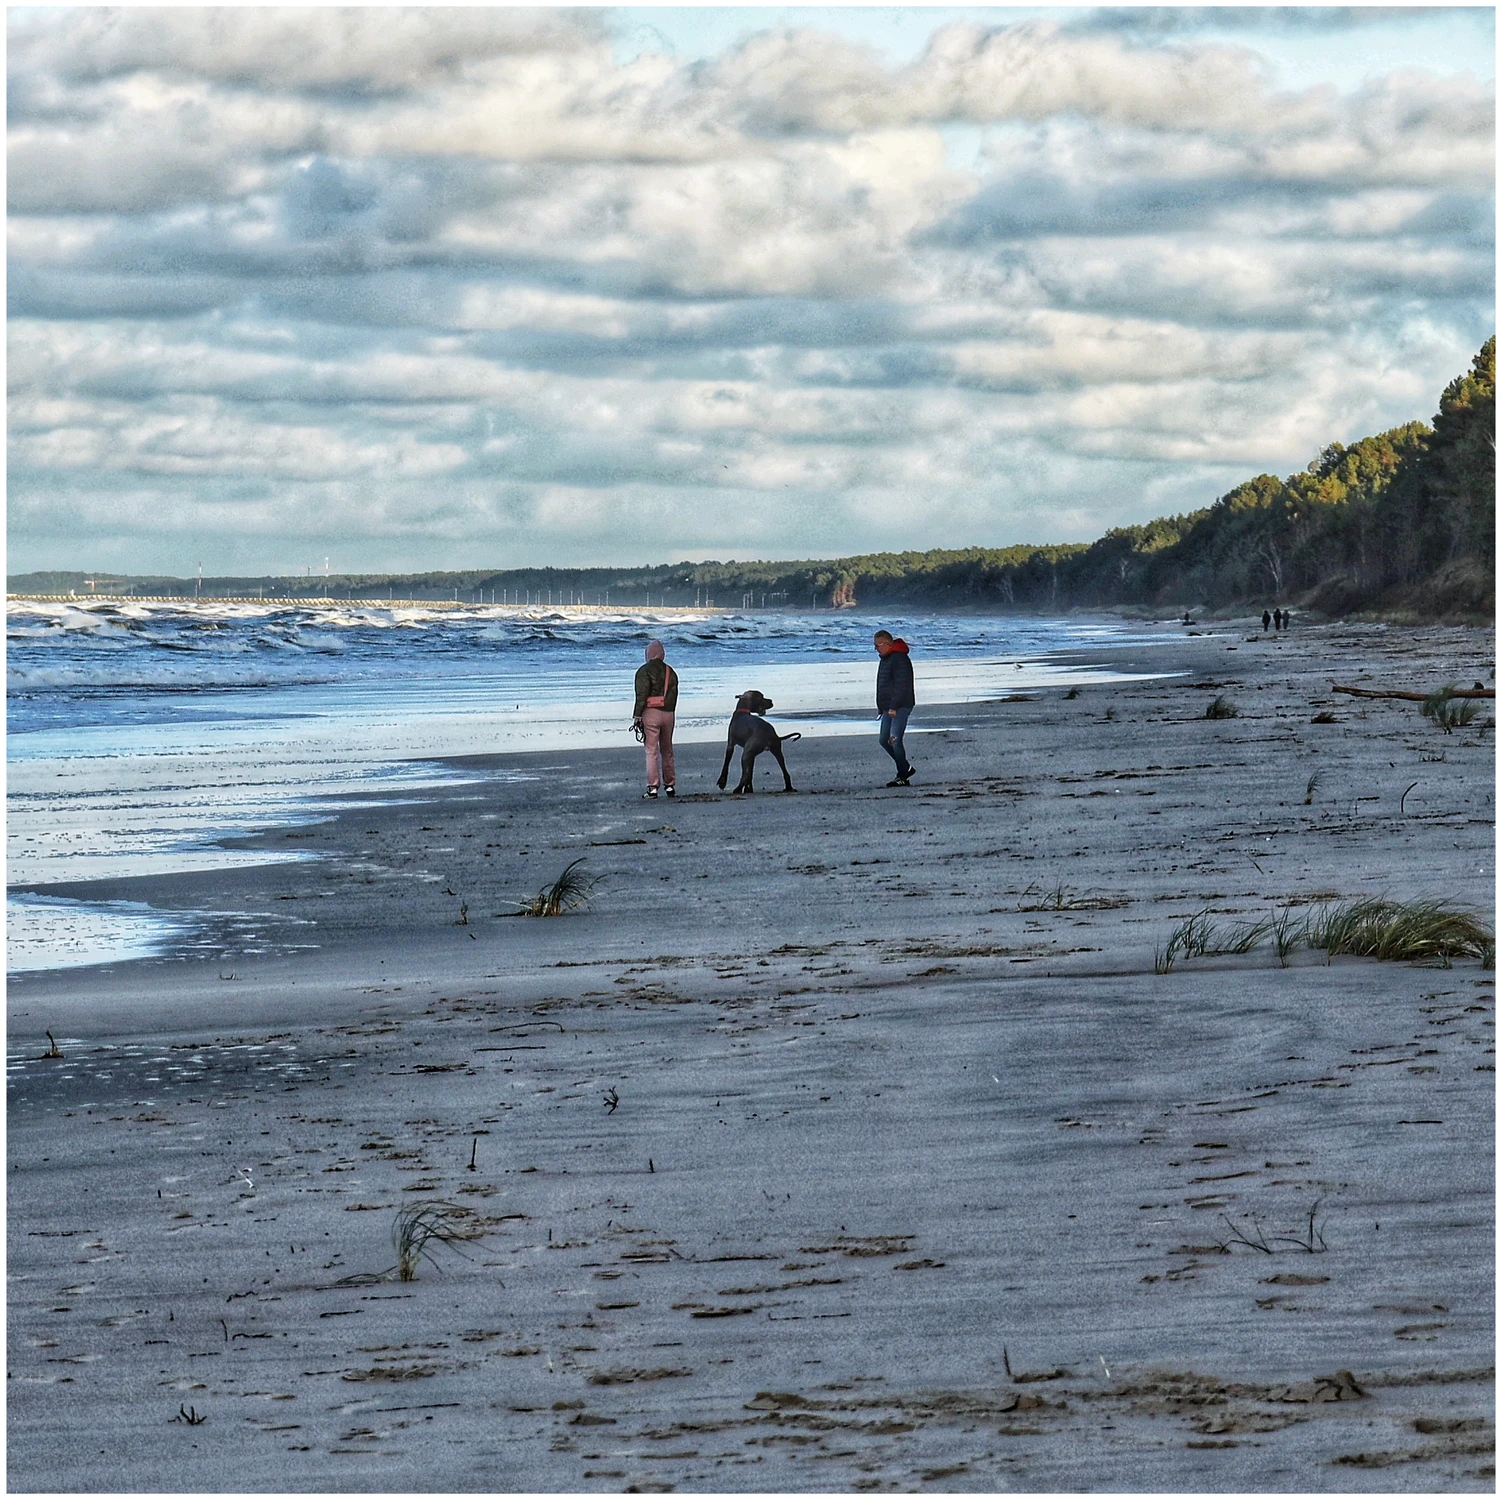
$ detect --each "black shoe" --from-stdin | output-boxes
[886,777,909,788]
[643,788,659,799]
[664,786,675,798]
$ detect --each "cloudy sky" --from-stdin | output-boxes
[7,5,1494,576]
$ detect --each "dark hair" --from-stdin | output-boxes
[873,629,893,642]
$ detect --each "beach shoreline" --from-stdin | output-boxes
[4,605,1169,905]
[4,616,1185,971]
[8,616,1495,1492]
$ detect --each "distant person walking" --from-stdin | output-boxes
[1262,609,1272,632]
[1273,608,1284,631]
[633,640,677,799]
[874,630,916,787]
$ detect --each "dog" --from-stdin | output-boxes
[717,690,801,794]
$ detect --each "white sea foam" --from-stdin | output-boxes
[7,894,195,974]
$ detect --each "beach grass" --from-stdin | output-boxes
[1019,880,1129,912]
[1303,898,1492,963]
[1155,910,1215,972]
[1268,905,1302,966]
[393,1201,482,1281]
[1217,919,1270,955]
[1155,897,1491,971]
[1422,687,1481,733]
[519,858,599,917]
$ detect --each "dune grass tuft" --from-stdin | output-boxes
[1156,910,1216,972]
[1303,898,1491,963]
[1422,687,1481,734]
[1218,919,1269,955]
[1177,911,1218,958]
[393,1200,482,1282]
[518,858,599,917]
[1018,880,1130,912]
[1268,905,1302,966]
[1155,897,1490,973]
[1205,695,1239,720]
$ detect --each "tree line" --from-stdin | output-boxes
[14,338,1491,620]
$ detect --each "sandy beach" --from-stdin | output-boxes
[7,617,1494,1493]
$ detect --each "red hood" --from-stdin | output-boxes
[886,639,910,654]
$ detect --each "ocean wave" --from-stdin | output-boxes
[7,624,135,647]
[8,609,838,664]
[6,612,140,640]
[6,605,1160,725]
[282,629,347,652]
[7,598,780,634]
[7,661,341,692]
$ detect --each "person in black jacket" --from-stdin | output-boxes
[873,629,916,786]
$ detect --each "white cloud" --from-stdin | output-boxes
[906,21,1295,132]
[5,7,1493,572]
[9,8,606,91]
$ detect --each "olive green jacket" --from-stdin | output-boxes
[633,661,678,717]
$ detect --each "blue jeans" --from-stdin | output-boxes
[879,706,912,776]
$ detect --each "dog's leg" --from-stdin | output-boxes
[770,742,795,792]
[736,745,757,794]
[718,735,735,791]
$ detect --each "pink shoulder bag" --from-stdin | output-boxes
[645,663,674,710]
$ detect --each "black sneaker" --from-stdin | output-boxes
[643,788,659,799]
[664,786,676,798]
[886,777,907,788]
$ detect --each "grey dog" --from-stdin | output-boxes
[717,691,801,794]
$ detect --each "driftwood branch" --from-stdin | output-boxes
[1331,683,1494,702]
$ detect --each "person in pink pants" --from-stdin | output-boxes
[632,639,678,798]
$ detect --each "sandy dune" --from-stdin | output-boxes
[8,619,1494,1492]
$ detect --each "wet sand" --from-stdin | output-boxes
[7,618,1495,1492]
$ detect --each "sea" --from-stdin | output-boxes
[7,599,1178,973]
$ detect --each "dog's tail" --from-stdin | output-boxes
[778,731,802,743]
